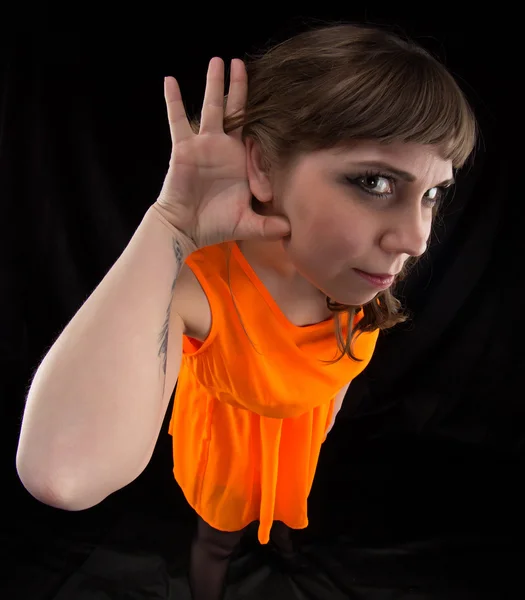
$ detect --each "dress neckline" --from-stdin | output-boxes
[230,241,335,333]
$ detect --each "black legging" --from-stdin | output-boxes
[188,516,294,600]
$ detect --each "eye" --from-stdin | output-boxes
[358,174,393,196]
[423,186,447,207]
[347,171,449,208]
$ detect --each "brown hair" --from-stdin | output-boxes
[191,22,478,362]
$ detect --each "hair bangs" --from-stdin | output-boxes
[306,51,477,169]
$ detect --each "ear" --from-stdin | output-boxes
[245,137,274,203]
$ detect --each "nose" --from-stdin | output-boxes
[379,205,430,258]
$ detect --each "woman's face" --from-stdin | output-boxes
[246,138,454,306]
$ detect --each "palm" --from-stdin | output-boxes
[161,134,251,247]
[156,58,289,248]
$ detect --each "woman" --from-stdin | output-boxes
[17,22,477,600]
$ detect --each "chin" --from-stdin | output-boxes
[325,289,379,307]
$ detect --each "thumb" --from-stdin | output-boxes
[241,212,291,241]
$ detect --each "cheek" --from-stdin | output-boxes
[288,205,363,273]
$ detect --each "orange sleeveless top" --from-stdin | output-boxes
[168,242,379,544]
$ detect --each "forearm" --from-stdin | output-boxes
[16,205,192,509]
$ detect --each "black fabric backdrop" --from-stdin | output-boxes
[1,9,519,600]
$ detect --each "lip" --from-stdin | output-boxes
[353,268,396,289]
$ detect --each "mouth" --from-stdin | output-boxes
[353,268,396,289]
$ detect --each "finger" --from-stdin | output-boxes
[164,76,193,143]
[225,59,248,141]
[200,57,226,134]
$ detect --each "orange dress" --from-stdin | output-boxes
[168,242,379,544]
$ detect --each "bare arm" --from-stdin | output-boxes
[326,382,351,435]
[16,205,194,510]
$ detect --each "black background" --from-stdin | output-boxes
[1,8,518,599]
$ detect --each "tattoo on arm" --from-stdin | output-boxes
[158,239,184,376]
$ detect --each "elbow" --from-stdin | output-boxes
[15,453,105,512]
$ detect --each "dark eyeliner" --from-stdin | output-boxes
[345,170,396,199]
[346,170,448,207]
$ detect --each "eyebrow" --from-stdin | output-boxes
[352,161,455,187]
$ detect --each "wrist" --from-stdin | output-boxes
[147,204,198,258]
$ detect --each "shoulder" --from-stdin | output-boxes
[171,246,229,342]
[185,242,231,271]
